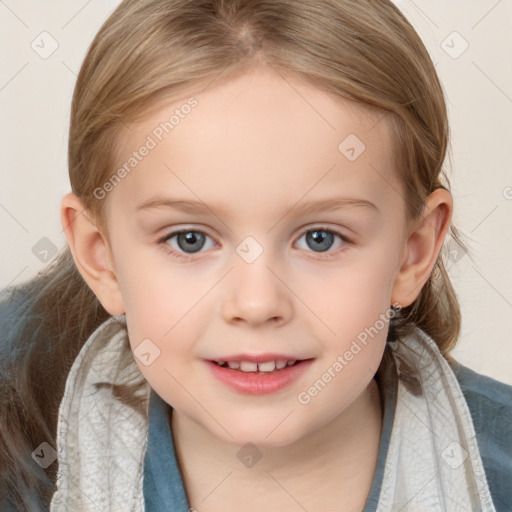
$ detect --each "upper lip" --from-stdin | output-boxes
[208,353,312,363]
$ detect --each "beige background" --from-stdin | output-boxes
[1,1,511,384]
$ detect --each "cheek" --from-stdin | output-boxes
[295,262,393,414]
[298,338,385,429]
[114,248,211,358]
[296,252,397,331]
[113,246,186,326]
[119,266,205,408]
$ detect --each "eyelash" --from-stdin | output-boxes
[157,226,352,262]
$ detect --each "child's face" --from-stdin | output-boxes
[103,65,409,446]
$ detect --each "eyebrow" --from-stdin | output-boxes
[135,196,380,217]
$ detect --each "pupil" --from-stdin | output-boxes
[307,230,333,252]
[178,232,205,253]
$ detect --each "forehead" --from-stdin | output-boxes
[107,65,400,220]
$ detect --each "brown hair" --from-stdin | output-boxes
[0,0,466,508]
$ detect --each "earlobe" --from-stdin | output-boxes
[60,192,125,316]
[391,188,453,308]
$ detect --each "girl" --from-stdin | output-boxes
[1,0,511,511]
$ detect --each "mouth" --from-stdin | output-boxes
[210,359,302,373]
[205,358,315,395]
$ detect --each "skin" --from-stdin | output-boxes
[62,64,453,511]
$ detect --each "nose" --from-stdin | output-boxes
[221,255,294,328]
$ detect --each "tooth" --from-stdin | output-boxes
[240,361,258,372]
[217,361,225,366]
[258,361,276,372]
[228,361,240,369]
[286,360,297,367]
[275,360,287,369]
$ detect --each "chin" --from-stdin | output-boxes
[207,415,308,450]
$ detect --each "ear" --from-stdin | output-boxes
[391,188,453,308]
[60,192,125,316]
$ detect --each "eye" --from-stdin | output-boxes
[160,229,216,260]
[295,227,349,255]
[159,226,350,261]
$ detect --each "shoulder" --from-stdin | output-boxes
[0,284,57,510]
[0,285,32,364]
[447,357,512,512]
[448,357,512,424]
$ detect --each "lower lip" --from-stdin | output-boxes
[205,359,314,395]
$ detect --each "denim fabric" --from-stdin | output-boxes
[143,360,512,511]
[447,359,512,512]
[143,390,190,512]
